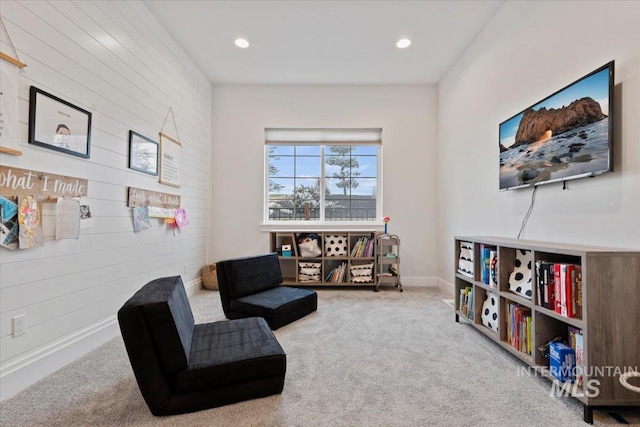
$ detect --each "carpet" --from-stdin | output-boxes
[1,286,638,426]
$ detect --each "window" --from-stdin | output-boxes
[265,128,381,223]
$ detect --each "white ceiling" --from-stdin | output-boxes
[143,0,505,85]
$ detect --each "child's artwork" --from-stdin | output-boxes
[56,198,80,240]
[0,196,19,250]
[79,204,93,230]
[174,208,189,227]
[133,205,151,233]
[18,195,44,249]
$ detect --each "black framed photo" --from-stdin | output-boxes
[28,86,92,158]
[128,131,159,176]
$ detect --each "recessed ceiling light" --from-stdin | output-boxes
[396,39,411,49]
[235,38,249,48]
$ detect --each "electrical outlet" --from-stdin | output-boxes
[13,314,26,337]
[183,264,187,273]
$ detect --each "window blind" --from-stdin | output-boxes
[265,128,381,145]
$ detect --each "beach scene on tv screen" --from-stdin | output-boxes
[499,67,610,190]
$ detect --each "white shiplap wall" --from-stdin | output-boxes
[0,0,211,399]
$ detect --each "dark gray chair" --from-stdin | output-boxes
[216,253,318,330]
[118,276,286,416]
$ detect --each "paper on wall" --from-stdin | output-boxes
[18,195,44,249]
[80,204,93,230]
[56,198,80,239]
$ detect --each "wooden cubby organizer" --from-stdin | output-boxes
[270,231,376,287]
[454,236,640,424]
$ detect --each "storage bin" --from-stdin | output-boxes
[201,264,218,290]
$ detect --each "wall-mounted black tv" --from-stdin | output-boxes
[499,61,614,191]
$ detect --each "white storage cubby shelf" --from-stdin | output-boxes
[454,236,640,424]
[270,231,377,288]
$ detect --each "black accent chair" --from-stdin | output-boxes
[216,253,318,330]
[117,276,286,416]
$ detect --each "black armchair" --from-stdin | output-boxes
[216,253,318,330]
[117,276,286,415]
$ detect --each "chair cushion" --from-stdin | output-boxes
[230,286,317,329]
[137,276,194,375]
[219,254,283,299]
[175,317,286,393]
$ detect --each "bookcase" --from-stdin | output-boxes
[270,231,376,287]
[454,236,640,423]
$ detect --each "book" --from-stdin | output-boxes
[459,287,473,319]
[567,326,582,350]
[489,250,498,287]
[574,265,583,319]
[546,262,556,311]
[560,264,568,317]
[565,264,575,318]
[575,333,584,387]
[554,263,562,314]
[542,262,551,309]
[535,261,543,307]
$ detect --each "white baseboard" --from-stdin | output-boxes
[437,278,455,296]
[0,278,201,401]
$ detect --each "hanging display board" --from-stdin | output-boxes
[159,132,181,187]
[0,57,21,156]
[128,186,181,219]
[127,186,180,209]
[0,165,88,199]
[0,16,26,156]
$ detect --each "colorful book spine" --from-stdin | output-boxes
[574,265,583,319]
[554,263,562,314]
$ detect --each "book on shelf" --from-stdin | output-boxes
[574,265,583,319]
[547,262,556,311]
[567,326,582,351]
[350,237,374,258]
[535,261,543,308]
[506,301,532,354]
[536,261,552,309]
[575,333,584,387]
[565,264,575,318]
[489,250,498,287]
[554,264,562,314]
[479,245,496,285]
[458,287,473,320]
[327,262,348,283]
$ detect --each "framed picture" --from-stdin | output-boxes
[159,132,181,187]
[128,131,158,176]
[28,86,92,158]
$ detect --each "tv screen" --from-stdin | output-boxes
[499,61,614,191]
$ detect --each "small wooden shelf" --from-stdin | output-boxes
[454,236,640,423]
[375,233,402,292]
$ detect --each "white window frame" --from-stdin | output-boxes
[263,128,383,230]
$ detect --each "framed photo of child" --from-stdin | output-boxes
[28,86,92,158]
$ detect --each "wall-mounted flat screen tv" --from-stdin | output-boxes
[499,61,614,191]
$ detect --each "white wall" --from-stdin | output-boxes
[210,85,438,284]
[437,0,640,285]
[0,0,211,399]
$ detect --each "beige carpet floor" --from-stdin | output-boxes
[1,286,638,426]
